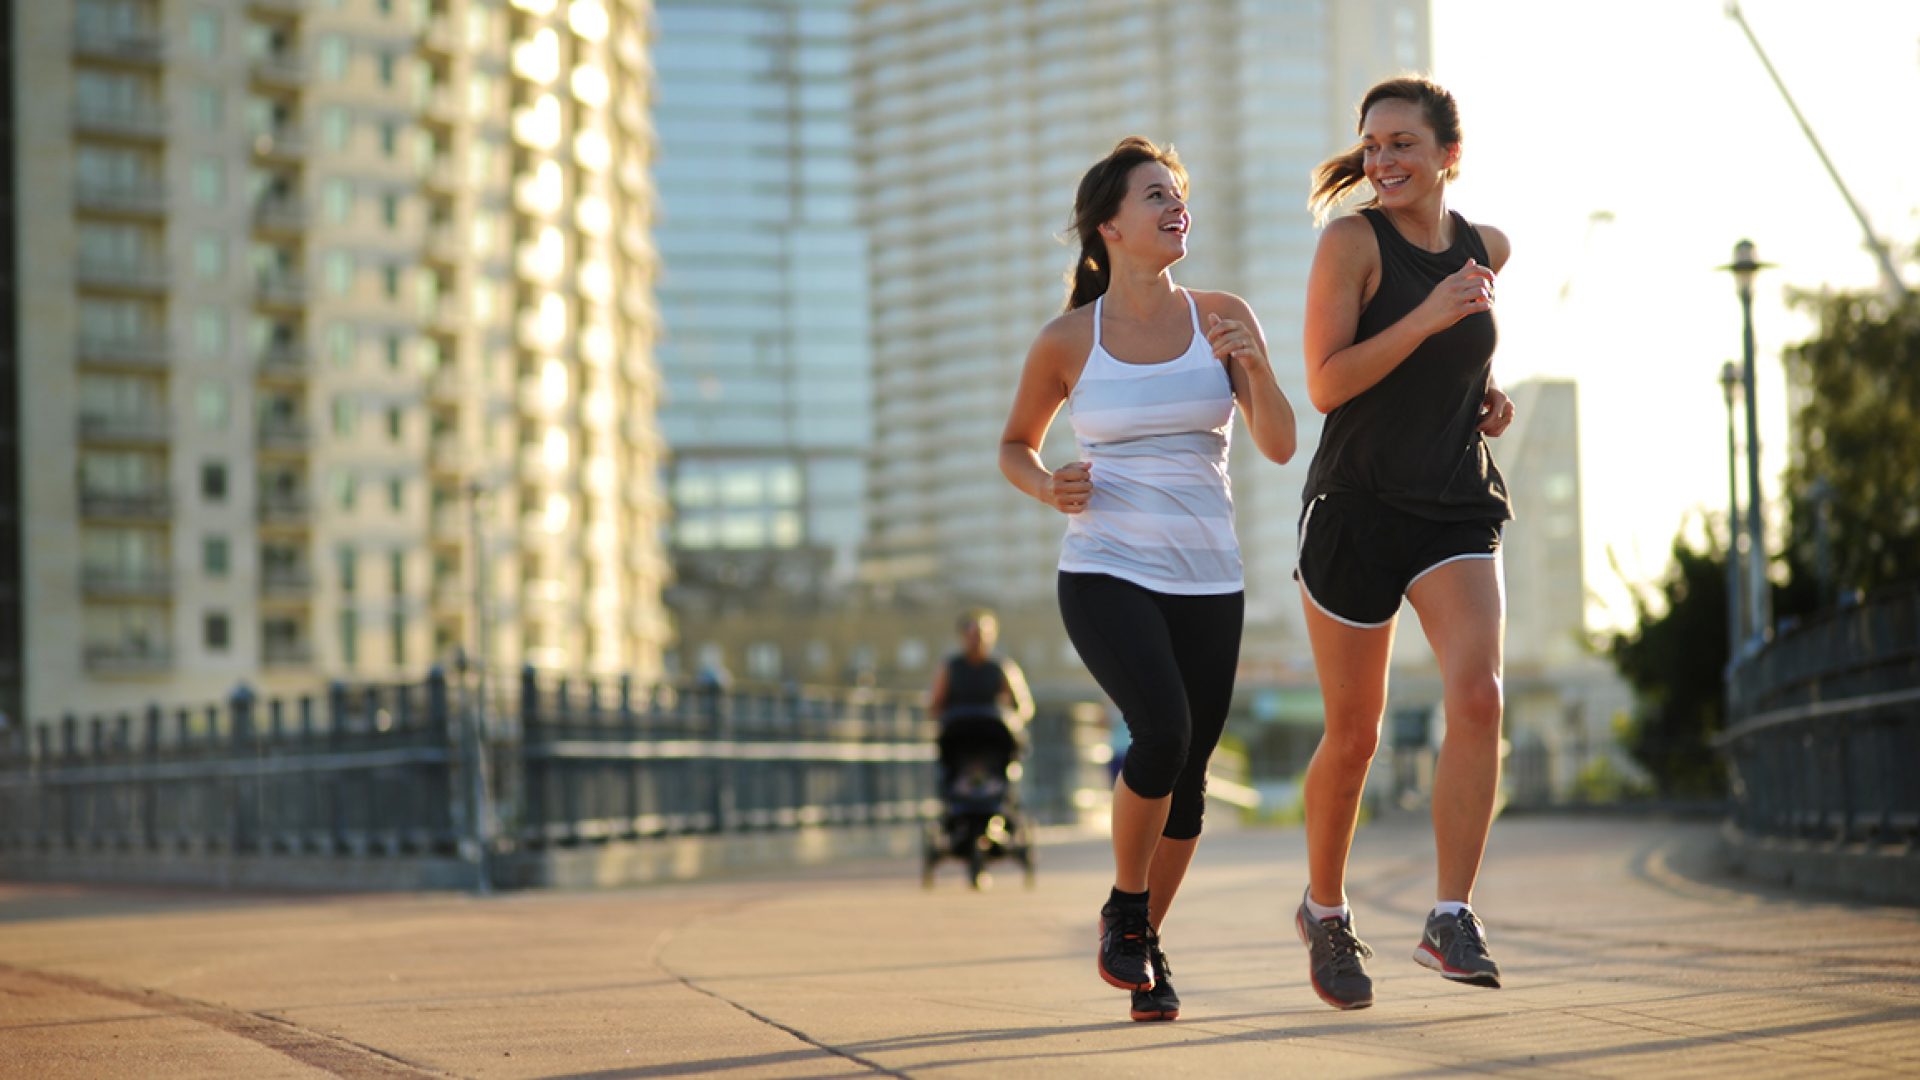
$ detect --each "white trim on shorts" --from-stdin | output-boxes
[1406,551,1498,591]
[1296,495,1394,630]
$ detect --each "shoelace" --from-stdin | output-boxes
[1452,911,1489,953]
[1109,907,1156,956]
[1321,918,1375,968]
[1152,947,1174,981]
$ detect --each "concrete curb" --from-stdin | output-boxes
[1721,820,1920,906]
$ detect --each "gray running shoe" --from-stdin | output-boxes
[1294,895,1374,1010]
[1130,945,1179,1022]
[1413,907,1502,988]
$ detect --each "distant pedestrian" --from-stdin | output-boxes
[1290,75,1517,1011]
[1000,136,1298,1022]
[927,608,1034,797]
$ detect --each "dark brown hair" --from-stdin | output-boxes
[1309,76,1461,222]
[1064,136,1188,311]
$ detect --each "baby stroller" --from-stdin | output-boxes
[922,704,1036,889]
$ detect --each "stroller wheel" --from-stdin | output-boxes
[1018,845,1036,889]
[967,843,989,891]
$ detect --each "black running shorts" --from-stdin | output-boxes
[1293,492,1503,628]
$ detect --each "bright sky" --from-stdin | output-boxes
[1431,0,1920,632]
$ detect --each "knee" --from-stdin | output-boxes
[1318,718,1381,772]
[1121,725,1190,799]
[1447,674,1503,736]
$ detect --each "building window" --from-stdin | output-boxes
[332,397,356,436]
[324,252,353,295]
[334,471,357,510]
[746,642,780,680]
[322,106,351,150]
[391,613,406,668]
[195,382,230,428]
[340,609,358,668]
[318,35,349,80]
[381,193,400,227]
[328,324,354,367]
[193,309,226,354]
[192,233,225,279]
[324,178,353,222]
[390,549,405,594]
[387,406,403,441]
[192,158,224,205]
[203,536,230,577]
[204,611,230,652]
[379,122,400,159]
[200,462,227,502]
[192,87,223,131]
[382,265,401,299]
[385,334,404,369]
[387,478,404,512]
[189,9,221,56]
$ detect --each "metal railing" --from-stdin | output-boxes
[0,670,935,890]
[1719,583,1920,846]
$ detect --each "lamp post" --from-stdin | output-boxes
[1720,239,1773,651]
[1720,361,1745,658]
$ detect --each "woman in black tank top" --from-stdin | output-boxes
[1287,77,1516,1011]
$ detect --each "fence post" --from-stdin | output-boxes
[143,704,161,851]
[230,683,256,855]
[426,666,452,855]
[707,682,734,834]
[60,714,79,850]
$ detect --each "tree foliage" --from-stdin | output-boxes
[1781,287,1920,599]
[1606,521,1730,797]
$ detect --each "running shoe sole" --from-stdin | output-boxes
[1413,942,1501,988]
[1296,907,1373,1010]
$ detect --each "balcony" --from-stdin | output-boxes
[75,257,169,294]
[258,343,310,379]
[255,272,308,308]
[77,411,169,445]
[78,336,170,369]
[72,25,164,65]
[429,436,464,474]
[72,101,167,140]
[257,491,311,524]
[257,417,311,453]
[246,0,309,16]
[253,196,310,233]
[250,53,308,88]
[260,565,314,599]
[83,641,173,674]
[424,222,465,262]
[80,565,172,600]
[250,127,308,161]
[262,641,315,667]
[78,487,171,522]
[419,156,463,192]
[75,180,167,217]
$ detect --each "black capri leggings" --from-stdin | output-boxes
[1058,571,1243,840]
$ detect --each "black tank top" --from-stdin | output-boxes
[1302,208,1512,522]
[943,655,1007,712]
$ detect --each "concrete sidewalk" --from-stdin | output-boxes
[1,816,1916,1078]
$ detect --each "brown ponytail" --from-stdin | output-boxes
[1309,75,1463,223]
[1063,136,1187,311]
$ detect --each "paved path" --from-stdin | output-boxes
[1,816,1916,1078]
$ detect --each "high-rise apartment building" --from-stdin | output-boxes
[10,0,669,722]
[852,0,1428,677]
[652,0,869,619]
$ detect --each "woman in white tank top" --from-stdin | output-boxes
[999,136,1297,1022]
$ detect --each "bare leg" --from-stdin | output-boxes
[1406,557,1505,903]
[1112,775,1172,894]
[1299,586,1395,908]
[1146,836,1198,931]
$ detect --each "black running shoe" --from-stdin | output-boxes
[1294,895,1374,1010]
[1413,907,1502,988]
[1130,945,1179,1022]
[1097,899,1156,991]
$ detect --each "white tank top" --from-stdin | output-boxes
[1058,289,1241,595]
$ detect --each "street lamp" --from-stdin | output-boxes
[1719,239,1774,650]
[1719,361,1744,658]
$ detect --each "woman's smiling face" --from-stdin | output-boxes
[1360,97,1458,208]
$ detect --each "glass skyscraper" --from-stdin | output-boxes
[653,1,870,623]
